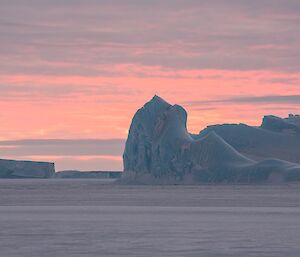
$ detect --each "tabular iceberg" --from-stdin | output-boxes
[0,159,55,178]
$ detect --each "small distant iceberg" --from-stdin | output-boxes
[54,170,122,179]
[0,158,55,178]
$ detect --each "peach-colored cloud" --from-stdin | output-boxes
[0,67,299,140]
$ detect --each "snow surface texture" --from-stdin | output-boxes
[123,96,300,183]
[1,179,300,257]
[0,159,55,178]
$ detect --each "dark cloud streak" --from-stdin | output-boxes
[185,95,300,106]
[0,138,126,156]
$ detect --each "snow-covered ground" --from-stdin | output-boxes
[1,179,300,257]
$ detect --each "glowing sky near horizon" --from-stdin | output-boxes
[0,0,300,170]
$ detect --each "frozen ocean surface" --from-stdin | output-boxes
[0,179,300,257]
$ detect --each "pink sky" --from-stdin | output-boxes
[0,1,300,170]
[1,68,299,139]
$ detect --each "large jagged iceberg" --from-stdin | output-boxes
[122,96,300,183]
